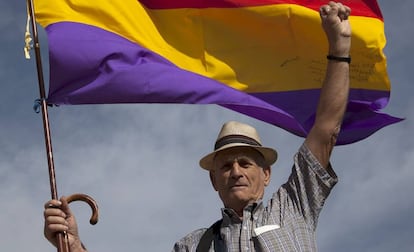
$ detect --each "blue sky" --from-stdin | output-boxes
[1,1,413,251]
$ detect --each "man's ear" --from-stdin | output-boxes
[209,171,218,191]
[263,166,271,186]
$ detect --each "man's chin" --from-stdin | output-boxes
[228,189,250,201]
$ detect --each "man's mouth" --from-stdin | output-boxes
[230,184,247,189]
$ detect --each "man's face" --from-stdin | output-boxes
[210,147,271,214]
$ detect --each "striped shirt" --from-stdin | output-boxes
[173,144,338,251]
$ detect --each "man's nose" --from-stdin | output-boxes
[230,161,243,178]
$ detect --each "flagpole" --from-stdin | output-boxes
[26,0,58,204]
[27,0,70,251]
[27,1,98,251]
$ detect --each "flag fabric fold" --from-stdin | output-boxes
[34,0,402,144]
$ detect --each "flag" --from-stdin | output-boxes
[34,0,402,144]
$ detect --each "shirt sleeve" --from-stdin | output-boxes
[273,143,338,230]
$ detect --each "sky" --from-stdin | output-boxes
[1,1,413,252]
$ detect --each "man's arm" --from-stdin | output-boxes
[305,2,352,168]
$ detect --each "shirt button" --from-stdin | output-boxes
[245,246,249,250]
[242,225,247,230]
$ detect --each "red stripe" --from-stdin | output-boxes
[138,0,382,19]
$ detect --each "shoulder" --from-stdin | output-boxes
[172,228,208,251]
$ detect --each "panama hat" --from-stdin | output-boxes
[199,121,278,170]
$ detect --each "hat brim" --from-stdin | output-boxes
[199,143,278,171]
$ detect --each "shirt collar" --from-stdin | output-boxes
[221,201,263,224]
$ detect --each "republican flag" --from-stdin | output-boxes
[33,0,402,144]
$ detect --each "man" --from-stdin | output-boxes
[44,1,351,251]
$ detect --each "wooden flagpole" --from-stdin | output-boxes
[26,1,98,251]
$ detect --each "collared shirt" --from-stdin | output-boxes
[172,144,338,252]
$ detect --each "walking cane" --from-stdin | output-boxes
[26,0,99,251]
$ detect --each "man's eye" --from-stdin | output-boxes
[238,159,252,168]
[220,163,232,170]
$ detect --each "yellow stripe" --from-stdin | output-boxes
[34,0,389,92]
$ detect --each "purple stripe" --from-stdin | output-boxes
[251,90,403,144]
[45,22,402,145]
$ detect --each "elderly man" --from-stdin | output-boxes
[44,1,351,251]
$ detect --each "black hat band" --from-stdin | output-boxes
[214,134,261,150]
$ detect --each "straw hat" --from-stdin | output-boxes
[199,121,278,170]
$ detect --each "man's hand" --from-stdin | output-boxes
[320,1,351,56]
[44,196,86,252]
